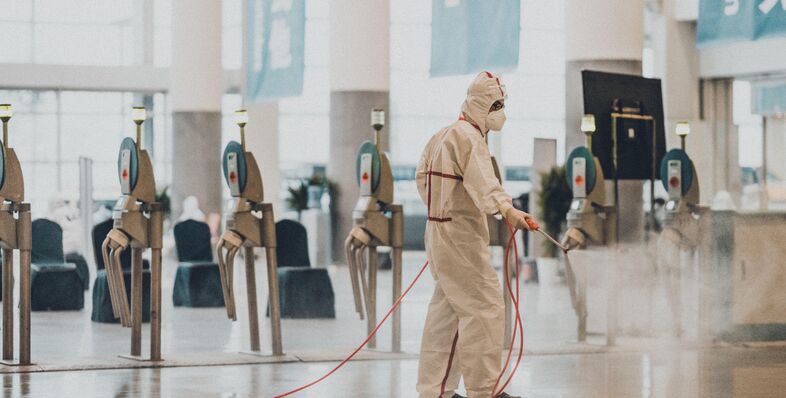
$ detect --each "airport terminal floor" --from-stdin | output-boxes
[4,0,786,396]
[0,251,783,397]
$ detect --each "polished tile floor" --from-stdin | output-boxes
[4,347,786,397]
[2,251,785,397]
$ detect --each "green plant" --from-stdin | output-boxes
[536,166,572,258]
[286,180,309,217]
[307,173,327,187]
[156,186,171,218]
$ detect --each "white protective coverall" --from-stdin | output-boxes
[415,72,524,398]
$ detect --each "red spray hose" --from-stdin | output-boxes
[493,220,535,396]
[272,221,534,398]
[272,259,431,398]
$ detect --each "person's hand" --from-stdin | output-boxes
[503,207,537,231]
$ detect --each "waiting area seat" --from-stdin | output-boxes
[271,219,335,319]
[90,218,150,323]
[172,219,224,307]
[30,219,84,311]
[66,252,90,290]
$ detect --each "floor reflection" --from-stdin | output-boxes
[0,347,783,397]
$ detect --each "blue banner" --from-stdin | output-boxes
[698,0,786,47]
[430,0,520,77]
[752,82,786,115]
[246,0,305,101]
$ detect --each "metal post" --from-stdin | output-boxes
[502,224,513,344]
[606,209,618,346]
[151,247,162,361]
[131,248,143,357]
[761,117,769,210]
[391,247,403,352]
[244,246,261,352]
[19,250,31,365]
[78,157,94,268]
[135,123,142,150]
[698,209,713,343]
[18,203,32,365]
[2,248,12,361]
[265,246,283,355]
[390,206,404,353]
[150,204,163,361]
[367,245,378,349]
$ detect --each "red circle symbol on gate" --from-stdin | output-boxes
[362,172,369,183]
[669,176,680,188]
[574,175,584,186]
[121,169,128,180]
[229,171,237,183]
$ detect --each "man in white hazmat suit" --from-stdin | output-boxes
[415,71,532,398]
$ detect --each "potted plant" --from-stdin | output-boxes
[156,186,171,218]
[535,166,572,285]
[286,180,309,221]
[307,173,327,209]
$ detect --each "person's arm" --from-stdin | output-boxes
[460,134,534,230]
[460,135,513,215]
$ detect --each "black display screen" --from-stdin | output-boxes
[581,70,667,180]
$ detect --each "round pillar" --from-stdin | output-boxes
[170,0,224,219]
[328,0,390,262]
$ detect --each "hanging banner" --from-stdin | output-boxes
[752,81,786,115]
[246,0,305,101]
[697,0,786,47]
[430,0,520,77]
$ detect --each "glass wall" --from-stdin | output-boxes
[0,0,140,66]
[0,89,169,217]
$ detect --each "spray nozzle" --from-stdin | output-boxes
[530,221,570,253]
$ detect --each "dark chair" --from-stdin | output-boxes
[90,218,150,323]
[172,220,224,307]
[276,219,311,268]
[269,220,335,319]
[65,252,90,290]
[30,219,84,311]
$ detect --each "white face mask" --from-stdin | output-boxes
[486,109,506,132]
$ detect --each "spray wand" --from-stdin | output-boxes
[525,218,569,253]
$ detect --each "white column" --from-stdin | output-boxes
[170,0,224,218]
[564,0,646,243]
[565,0,645,151]
[328,0,390,262]
[241,0,282,216]
[245,103,281,217]
[171,0,223,112]
[329,0,390,93]
[565,0,644,62]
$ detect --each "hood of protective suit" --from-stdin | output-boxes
[460,71,507,134]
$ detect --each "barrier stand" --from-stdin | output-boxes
[0,104,33,366]
[101,107,164,361]
[344,109,405,352]
[215,109,283,356]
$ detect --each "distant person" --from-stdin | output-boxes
[415,71,533,398]
[178,196,206,222]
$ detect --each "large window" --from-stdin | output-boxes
[0,89,169,217]
[0,0,141,66]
